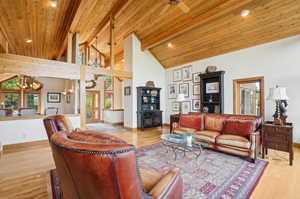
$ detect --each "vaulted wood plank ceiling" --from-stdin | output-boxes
[0,0,117,59]
[0,0,300,68]
[93,0,300,68]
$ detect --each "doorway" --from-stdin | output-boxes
[86,90,100,123]
[233,77,264,117]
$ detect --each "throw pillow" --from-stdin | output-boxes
[223,119,256,137]
[179,114,204,131]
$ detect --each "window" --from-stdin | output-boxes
[104,92,113,109]
[0,76,42,113]
[104,76,113,91]
[25,93,40,112]
[1,77,20,90]
[4,93,20,110]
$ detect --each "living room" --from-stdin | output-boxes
[0,0,299,199]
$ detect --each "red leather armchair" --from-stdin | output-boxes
[43,115,74,140]
[50,131,183,199]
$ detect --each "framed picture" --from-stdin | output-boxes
[193,84,201,95]
[47,92,61,103]
[168,84,177,99]
[182,65,192,81]
[124,86,131,96]
[181,101,191,114]
[172,102,180,112]
[179,83,189,97]
[193,72,201,83]
[206,82,219,94]
[173,69,182,82]
[192,99,201,111]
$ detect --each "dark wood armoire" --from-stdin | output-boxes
[136,87,163,130]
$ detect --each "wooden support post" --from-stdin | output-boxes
[20,76,24,108]
[67,32,73,63]
[84,43,89,65]
[74,80,79,114]
[80,65,86,129]
[72,33,80,64]
[110,15,115,69]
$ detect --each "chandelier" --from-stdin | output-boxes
[16,76,43,90]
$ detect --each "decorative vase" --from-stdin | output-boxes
[186,136,193,147]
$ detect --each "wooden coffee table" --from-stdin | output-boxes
[160,134,203,160]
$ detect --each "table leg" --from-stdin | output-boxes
[172,146,177,161]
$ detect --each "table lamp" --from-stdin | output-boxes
[267,86,289,125]
[176,94,185,115]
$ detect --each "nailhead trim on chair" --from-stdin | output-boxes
[51,141,136,155]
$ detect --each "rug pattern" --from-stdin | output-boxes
[86,123,127,134]
[137,143,267,199]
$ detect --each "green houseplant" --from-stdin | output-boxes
[183,132,194,147]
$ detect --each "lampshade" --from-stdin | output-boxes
[176,94,185,102]
[267,87,289,101]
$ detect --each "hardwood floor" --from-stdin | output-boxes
[0,127,299,199]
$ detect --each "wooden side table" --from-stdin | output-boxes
[262,121,293,165]
[170,114,180,133]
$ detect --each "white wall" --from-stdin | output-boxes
[103,110,124,124]
[165,35,300,143]
[0,116,80,145]
[37,77,76,114]
[124,34,166,128]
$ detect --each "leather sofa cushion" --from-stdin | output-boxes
[174,127,196,134]
[215,145,250,157]
[179,114,204,131]
[195,130,220,143]
[223,119,256,137]
[204,114,226,132]
[216,134,251,149]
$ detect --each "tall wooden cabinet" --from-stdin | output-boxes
[200,71,225,114]
[137,87,163,130]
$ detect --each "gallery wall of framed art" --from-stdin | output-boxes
[168,65,203,115]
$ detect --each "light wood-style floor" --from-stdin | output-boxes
[0,127,299,199]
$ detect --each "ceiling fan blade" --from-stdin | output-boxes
[159,4,171,16]
[178,1,190,13]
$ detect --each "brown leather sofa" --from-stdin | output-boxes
[172,113,262,162]
[44,116,183,199]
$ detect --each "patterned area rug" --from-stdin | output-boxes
[86,123,127,134]
[50,143,267,199]
[137,143,268,199]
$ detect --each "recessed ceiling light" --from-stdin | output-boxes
[49,1,57,8]
[167,42,173,48]
[25,39,32,43]
[241,9,250,17]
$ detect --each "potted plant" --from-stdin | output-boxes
[184,132,194,147]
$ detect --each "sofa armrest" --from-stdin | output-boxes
[149,168,183,199]
[172,122,179,133]
[250,131,261,159]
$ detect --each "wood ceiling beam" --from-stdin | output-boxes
[86,0,129,45]
[55,0,89,60]
[0,53,132,80]
[141,0,254,51]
